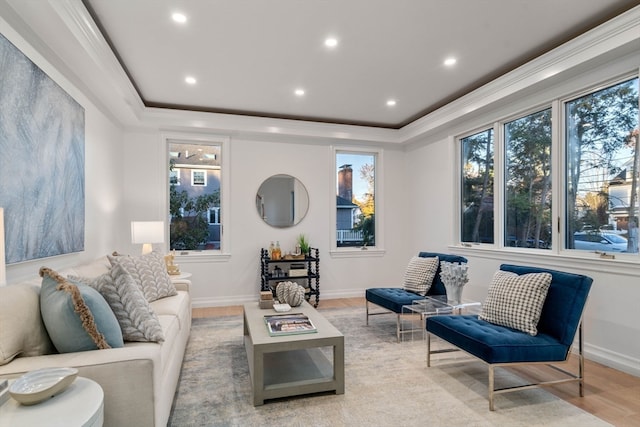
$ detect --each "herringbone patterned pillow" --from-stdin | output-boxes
[479,270,552,335]
[108,252,177,302]
[69,263,164,342]
[403,256,439,296]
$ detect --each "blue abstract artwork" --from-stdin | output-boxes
[0,33,85,264]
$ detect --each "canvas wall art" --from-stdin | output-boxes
[0,33,85,264]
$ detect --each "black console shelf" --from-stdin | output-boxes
[260,247,320,307]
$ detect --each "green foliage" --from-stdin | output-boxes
[297,234,310,255]
[169,184,220,250]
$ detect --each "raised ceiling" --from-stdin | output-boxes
[56,1,640,128]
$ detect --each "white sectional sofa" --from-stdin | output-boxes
[0,256,192,427]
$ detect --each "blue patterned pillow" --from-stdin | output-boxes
[39,267,124,353]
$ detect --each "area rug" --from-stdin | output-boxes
[168,307,611,427]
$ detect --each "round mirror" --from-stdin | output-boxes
[256,174,309,227]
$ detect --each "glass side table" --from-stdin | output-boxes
[400,295,481,342]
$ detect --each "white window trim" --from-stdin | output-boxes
[454,71,639,264]
[163,132,231,258]
[169,169,181,186]
[330,145,385,258]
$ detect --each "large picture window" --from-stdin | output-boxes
[565,78,639,254]
[461,129,494,244]
[168,141,222,250]
[458,75,639,257]
[504,109,552,249]
[336,151,376,248]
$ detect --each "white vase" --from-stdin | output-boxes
[444,282,464,305]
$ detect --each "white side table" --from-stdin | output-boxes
[170,271,192,281]
[0,377,104,427]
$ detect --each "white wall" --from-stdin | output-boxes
[121,132,412,306]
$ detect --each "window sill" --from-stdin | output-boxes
[450,244,640,278]
[329,248,386,258]
[174,251,231,263]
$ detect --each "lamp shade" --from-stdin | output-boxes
[0,208,6,286]
[131,221,164,254]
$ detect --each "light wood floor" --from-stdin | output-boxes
[193,297,639,427]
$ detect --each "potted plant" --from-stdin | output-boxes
[297,234,310,256]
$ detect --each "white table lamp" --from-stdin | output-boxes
[131,221,164,254]
[0,208,5,286]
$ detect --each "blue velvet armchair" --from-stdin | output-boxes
[365,252,467,341]
[426,264,593,410]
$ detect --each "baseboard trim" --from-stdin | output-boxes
[583,343,640,377]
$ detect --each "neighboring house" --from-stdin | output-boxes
[336,195,361,246]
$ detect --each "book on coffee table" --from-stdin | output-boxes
[264,313,317,336]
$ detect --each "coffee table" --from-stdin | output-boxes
[243,301,345,405]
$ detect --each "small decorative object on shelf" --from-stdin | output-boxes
[164,250,180,275]
[297,234,310,256]
[439,261,469,305]
[260,247,320,307]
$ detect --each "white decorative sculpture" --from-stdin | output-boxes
[276,281,305,307]
[439,261,469,305]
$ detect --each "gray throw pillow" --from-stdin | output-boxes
[108,251,177,302]
[69,263,164,343]
[479,270,552,335]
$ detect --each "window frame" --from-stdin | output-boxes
[456,71,639,263]
[191,169,207,187]
[164,132,230,259]
[330,145,385,257]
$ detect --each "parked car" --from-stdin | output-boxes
[573,232,628,252]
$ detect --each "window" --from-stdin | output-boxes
[458,75,639,256]
[335,151,376,248]
[461,129,494,244]
[169,169,180,185]
[168,141,222,251]
[504,109,552,249]
[565,78,639,253]
[191,170,206,186]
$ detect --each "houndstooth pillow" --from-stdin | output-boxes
[69,263,164,342]
[403,256,439,296]
[108,252,177,302]
[479,270,552,335]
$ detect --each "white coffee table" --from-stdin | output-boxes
[243,301,345,405]
[0,377,104,427]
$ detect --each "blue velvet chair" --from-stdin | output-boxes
[365,252,467,342]
[426,264,593,410]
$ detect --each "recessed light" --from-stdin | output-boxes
[444,57,457,66]
[172,13,187,23]
[295,89,305,96]
[324,37,338,48]
[386,99,397,107]
[185,76,197,85]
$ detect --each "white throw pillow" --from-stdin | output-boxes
[403,256,439,296]
[108,252,177,302]
[479,270,552,335]
[70,263,164,343]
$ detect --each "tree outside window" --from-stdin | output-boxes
[504,109,552,249]
[461,129,494,244]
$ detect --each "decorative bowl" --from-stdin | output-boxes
[9,367,78,405]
